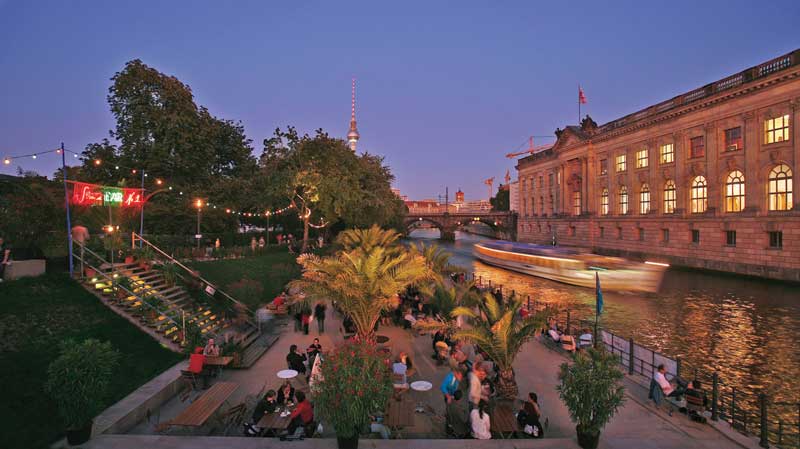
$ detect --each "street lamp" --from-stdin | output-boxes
[195,199,204,248]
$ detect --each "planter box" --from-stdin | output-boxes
[4,259,46,280]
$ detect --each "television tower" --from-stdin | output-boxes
[347,78,360,152]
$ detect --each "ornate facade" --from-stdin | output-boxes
[516,50,800,281]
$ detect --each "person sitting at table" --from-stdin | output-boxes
[560,334,577,352]
[403,309,417,329]
[368,413,390,439]
[189,347,206,373]
[517,392,544,438]
[277,381,296,406]
[203,338,220,357]
[399,352,415,377]
[244,390,278,436]
[446,390,470,438]
[286,344,307,375]
[470,400,492,440]
[284,391,314,438]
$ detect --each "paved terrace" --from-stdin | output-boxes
[79,305,760,449]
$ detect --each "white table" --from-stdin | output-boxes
[277,369,298,379]
[410,381,432,391]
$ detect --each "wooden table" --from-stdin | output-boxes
[490,402,518,439]
[169,382,238,428]
[384,397,415,438]
[204,356,233,367]
[257,409,293,436]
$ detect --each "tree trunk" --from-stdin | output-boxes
[301,209,310,253]
[497,368,518,399]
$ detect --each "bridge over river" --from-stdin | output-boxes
[404,210,517,241]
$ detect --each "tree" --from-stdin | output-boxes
[557,348,626,449]
[490,187,510,211]
[452,291,545,399]
[289,228,429,341]
[261,129,406,251]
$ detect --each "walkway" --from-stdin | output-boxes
[99,303,751,448]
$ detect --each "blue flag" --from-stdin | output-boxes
[595,271,603,315]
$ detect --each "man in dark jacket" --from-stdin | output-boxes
[286,344,307,374]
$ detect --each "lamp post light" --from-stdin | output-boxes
[195,199,204,248]
[266,211,271,247]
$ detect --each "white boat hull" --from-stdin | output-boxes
[474,245,665,293]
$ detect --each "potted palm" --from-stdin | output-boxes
[45,339,120,445]
[315,341,392,449]
[451,291,544,398]
[158,262,180,287]
[557,347,626,449]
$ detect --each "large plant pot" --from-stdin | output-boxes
[66,420,92,445]
[576,427,600,449]
[336,435,359,449]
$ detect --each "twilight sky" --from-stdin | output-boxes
[1,0,798,200]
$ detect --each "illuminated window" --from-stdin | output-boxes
[619,186,628,214]
[599,159,608,176]
[768,164,793,211]
[639,184,650,214]
[724,127,742,151]
[660,143,674,164]
[690,176,708,213]
[636,149,648,168]
[663,180,676,214]
[690,136,705,158]
[573,191,581,215]
[616,154,627,172]
[765,114,790,144]
[725,170,745,212]
[600,188,609,215]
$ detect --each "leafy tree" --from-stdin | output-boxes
[335,224,402,254]
[452,291,545,399]
[260,128,405,252]
[0,174,65,256]
[490,187,510,211]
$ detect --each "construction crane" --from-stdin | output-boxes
[505,136,553,159]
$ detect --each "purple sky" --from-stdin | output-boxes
[1,1,798,201]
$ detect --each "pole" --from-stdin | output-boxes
[267,213,270,247]
[61,143,74,277]
[759,393,769,448]
[138,169,145,247]
[196,207,201,249]
[578,85,581,124]
[594,304,599,348]
[711,372,719,421]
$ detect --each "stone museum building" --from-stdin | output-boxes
[516,49,800,281]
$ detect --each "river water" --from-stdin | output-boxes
[408,229,800,416]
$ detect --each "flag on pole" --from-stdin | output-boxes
[579,86,587,104]
[595,271,603,315]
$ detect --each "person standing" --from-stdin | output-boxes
[440,369,463,405]
[0,237,10,282]
[314,302,327,334]
[250,236,257,253]
[258,236,266,249]
[301,309,311,335]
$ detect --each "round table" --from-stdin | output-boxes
[410,380,432,391]
[277,369,298,379]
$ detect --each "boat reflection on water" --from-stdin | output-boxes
[473,241,668,293]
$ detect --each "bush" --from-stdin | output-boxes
[557,347,625,438]
[315,341,392,438]
[44,339,121,429]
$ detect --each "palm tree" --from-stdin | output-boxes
[335,225,402,254]
[409,243,467,283]
[452,291,545,399]
[415,280,481,334]
[289,245,429,341]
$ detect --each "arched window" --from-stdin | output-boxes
[725,170,745,212]
[640,184,650,214]
[690,176,708,213]
[768,164,793,211]
[663,180,676,214]
[619,186,628,214]
[600,188,609,215]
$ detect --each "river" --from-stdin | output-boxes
[408,229,800,418]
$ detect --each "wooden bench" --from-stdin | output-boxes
[490,402,518,439]
[166,382,239,428]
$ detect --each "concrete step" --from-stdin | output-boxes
[240,331,281,368]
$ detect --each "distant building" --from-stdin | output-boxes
[508,180,519,212]
[455,189,465,203]
[516,49,800,281]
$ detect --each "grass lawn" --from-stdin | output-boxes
[188,248,301,310]
[0,273,183,449]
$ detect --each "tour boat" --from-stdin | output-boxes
[473,241,667,293]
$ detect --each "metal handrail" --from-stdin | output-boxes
[131,232,256,316]
[72,242,188,339]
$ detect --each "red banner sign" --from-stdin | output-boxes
[71,182,145,208]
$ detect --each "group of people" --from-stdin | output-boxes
[543,317,594,352]
[650,364,710,422]
[290,301,327,335]
[245,383,314,438]
[437,339,545,439]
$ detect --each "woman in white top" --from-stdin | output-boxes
[470,400,492,439]
[392,358,408,387]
